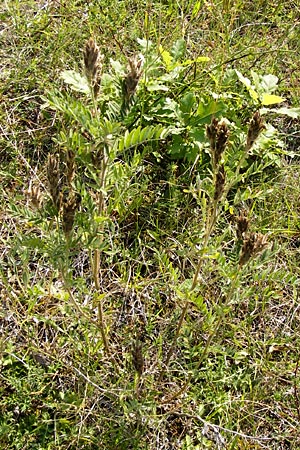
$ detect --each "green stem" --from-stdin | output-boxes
[159,192,220,381]
[91,147,110,354]
[163,270,240,403]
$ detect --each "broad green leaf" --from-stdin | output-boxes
[146,82,169,92]
[170,38,186,61]
[261,93,286,105]
[110,58,125,76]
[251,71,261,91]
[189,128,206,147]
[235,70,251,88]
[61,70,90,94]
[191,294,205,310]
[259,74,279,93]
[169,135,185,159]
[137,38,153,50]
[180,92,196,114]
[151,97,182,121]
[196,99,226,120]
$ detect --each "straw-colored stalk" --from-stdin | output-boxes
[91,143,110,355]
[83,39,111,355]
[47,154,62,211]
[66,149,75,185]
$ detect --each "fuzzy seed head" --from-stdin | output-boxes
[246,111,266,151]
[84,38,104,98]
[123,55,144,102]
[206,118,229,167]
[239,232,268,266]
[236,210,249,240]
[62,191,81,235]
[28,183,43,209]
[132,340,144,376]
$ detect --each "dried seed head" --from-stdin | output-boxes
[239,232,268,266]
[206,118,229,168]
[91,145,104,170]
[239,233,256,266]
[214,164,226,202]
[132,340,144,376]
[123,55,144,102]
[246,111,266,151]
[236,210,249,240]
[62,191,81,235]
[27,183,43,209]
[47,154,62,211]
[84,38,104,98]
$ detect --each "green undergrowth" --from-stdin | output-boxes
[1,1,300,449]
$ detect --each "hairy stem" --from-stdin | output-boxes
[159,194,220,381]
[91,148,110,354]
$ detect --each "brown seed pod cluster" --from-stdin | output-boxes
[47,151,80,236]
[239,232,268,266]
[236,210,250,240]
[246,111,266,151]
[123,55,143,104]
[206,117,229,203]
[84,38,104,98]
[132,339,144,376]
[206,118,229,168]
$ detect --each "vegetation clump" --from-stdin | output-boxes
[1,1,300,449]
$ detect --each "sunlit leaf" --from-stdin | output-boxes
[235,70,259,102]
[259,73,279,93]
[159,45,173,70]
[196,99,226,120]
[180,92,196,114]
[137,38,153,50]
[146,82,169,92]
[261,93,285,106]
[192,0,202,17]
[181,56,210,66]
[260,106,300,118]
